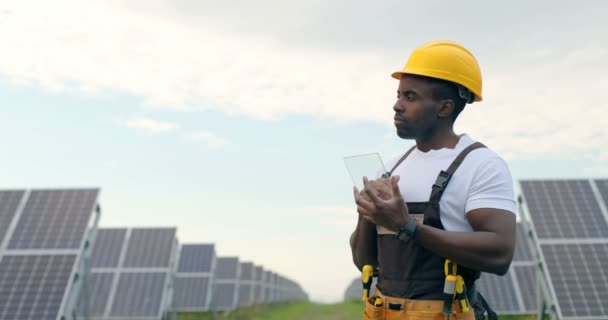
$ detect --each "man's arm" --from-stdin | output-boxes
[350,215,378,271]
[413,209,515,275]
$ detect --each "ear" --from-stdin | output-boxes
[437,99,454,119]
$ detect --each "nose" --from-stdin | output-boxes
[393,100,404,113]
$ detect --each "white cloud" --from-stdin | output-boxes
[186,131,230,148]
[0,0,606,164]
[125,118,178,133]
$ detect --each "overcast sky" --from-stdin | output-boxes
[1,0,607,303]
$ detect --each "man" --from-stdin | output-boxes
[350,41,516,320]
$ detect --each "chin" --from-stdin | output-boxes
[396,128,415,139]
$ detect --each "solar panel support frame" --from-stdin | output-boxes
[519,186,563,320]
[159,236,179,319]
[60,202,101,320]
[590,179,608,226]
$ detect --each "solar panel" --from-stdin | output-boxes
[521,180,608,239]
[253,266,265,303]
[513,222,533,262]
[177,244,214,273]
[78,227,176,319]
[173,277,210,310]
[122,228,176,268]
[173,244,216,312]
[110,272,167,317]
[215,257,239,280]
[541,243,608,318]
[514,265,537,312]
[238,283,253,307]
[0,188,100,320]
[239,262,254,281]
[8,189,98,249]
[477,272,520,313]
[211,257,240,311]
[0,254,77,320]
[0,191,25,248]
[521,179,608,319]
[213,283,237,310]
[90,228,127,268]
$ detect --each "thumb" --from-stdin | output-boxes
[391,175,401,196]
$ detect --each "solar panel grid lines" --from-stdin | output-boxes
[0,254,78,320]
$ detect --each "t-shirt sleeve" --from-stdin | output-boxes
[465,156,516,214]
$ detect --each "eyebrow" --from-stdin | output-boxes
[398,90,418,96]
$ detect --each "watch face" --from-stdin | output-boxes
[397,232,409,241]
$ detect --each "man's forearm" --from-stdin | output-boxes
[414,223,514,275]
[350,216,378,271]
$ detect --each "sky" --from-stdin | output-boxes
[1,0,607,303]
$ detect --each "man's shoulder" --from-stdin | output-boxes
[462,138,508,169]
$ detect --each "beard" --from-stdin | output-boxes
[396,126,415,139]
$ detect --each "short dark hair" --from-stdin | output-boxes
[417,75,468,121]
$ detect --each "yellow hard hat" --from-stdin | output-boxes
[391,40,483,102]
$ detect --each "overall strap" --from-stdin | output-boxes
[387,145,417,177]
[429,142,486,203]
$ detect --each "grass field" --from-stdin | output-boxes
[176,301,542,320]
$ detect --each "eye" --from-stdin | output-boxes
[405,93,415,101]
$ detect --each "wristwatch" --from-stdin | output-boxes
[396,218,418,242]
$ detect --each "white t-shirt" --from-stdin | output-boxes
[377,134,516,234]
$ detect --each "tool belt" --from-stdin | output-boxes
[363,289,475,320]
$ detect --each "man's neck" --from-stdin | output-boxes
[415,127,460,153]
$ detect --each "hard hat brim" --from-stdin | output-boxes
[391,71,482,102]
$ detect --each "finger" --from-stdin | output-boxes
[364,181,383,204]
[353,186,359,200]
[359,213,376,224]
[357,205,375,220]
[362,176,370,191]
[390,175,402,198]
[356,196,376,213]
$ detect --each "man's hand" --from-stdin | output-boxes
[359,175,410,233]
[353,177,393,224]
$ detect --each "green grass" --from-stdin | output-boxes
[177,301,544,320]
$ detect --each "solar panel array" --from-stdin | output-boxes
[2,188,309,318]
[521,179,608,320]
[77,227,177,320]
[475,222,537,315]
[0,189,99,320]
